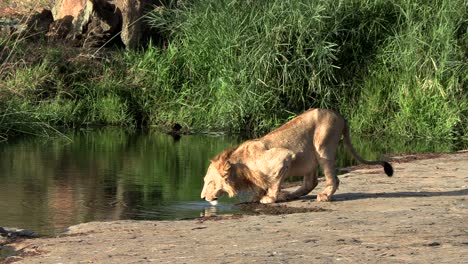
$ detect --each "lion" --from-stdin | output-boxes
[201,108,393,204]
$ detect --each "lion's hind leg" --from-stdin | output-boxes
[316,157,339,202]
[314,123,342,202]
[282,170,318,201]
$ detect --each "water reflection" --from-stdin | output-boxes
[0,129,463,236]
[201,206,218,217]
[0,130,239,235]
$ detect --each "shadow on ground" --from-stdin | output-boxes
[296,188,468,202]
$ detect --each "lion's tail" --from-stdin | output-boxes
[342,122,393,177]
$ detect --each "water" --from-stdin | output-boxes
[0,130,242,236]
[0,129,463,236]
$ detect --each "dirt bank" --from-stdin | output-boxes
[4,152,468,263]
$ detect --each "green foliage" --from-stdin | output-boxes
[349,0,467,139]
[0,0,466,140]
[140,0,467,138]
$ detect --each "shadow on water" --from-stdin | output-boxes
[0,129,465,236]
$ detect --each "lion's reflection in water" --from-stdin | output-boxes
[200,206,218,217]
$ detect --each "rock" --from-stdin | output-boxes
[1,0,166,48]
[167,123,183,141]
[20,9,54,40]
[49,0,163,48]
[47,15,74,40]
[81,0,122,47]
[116,0,143,49]
[26,9,54,36]
[52,0,88,21]
[108,0,164,48]
[48,0,107,42]
[0,227,37,238]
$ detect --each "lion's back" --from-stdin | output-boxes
[262,109,343,147]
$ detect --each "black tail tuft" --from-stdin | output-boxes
[383,162,393,177]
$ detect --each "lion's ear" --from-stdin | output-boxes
[222,160,232,178]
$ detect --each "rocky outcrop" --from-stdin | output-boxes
[48,0,122,46]
[50,0,163,48]
[117,0,143,49]
[50,0,90,40]
[1,0,166,49]
[52,0,88,22]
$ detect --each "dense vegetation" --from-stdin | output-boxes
[0,0,466,140]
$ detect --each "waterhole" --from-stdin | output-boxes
[0,129,461,235]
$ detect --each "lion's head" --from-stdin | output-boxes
[201,143,289,203]
[200,160,236,202]
[200,147,239,203]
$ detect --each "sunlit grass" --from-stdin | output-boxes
[0,0,466,140]
[141,0,466,138]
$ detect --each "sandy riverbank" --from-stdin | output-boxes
[3,152,468,263]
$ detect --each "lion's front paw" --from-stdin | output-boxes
[260,195,276,204]
[317,193,332,202]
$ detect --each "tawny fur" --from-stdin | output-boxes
[201,108,393,204]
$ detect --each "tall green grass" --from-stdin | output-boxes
[0,0,466,140]
[349,0,468,139]
[0,41,132,140]
[142,0,467,138]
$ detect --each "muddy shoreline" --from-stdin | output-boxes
[2,151,468,263]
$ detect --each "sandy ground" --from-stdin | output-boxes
[3,151,468,263]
